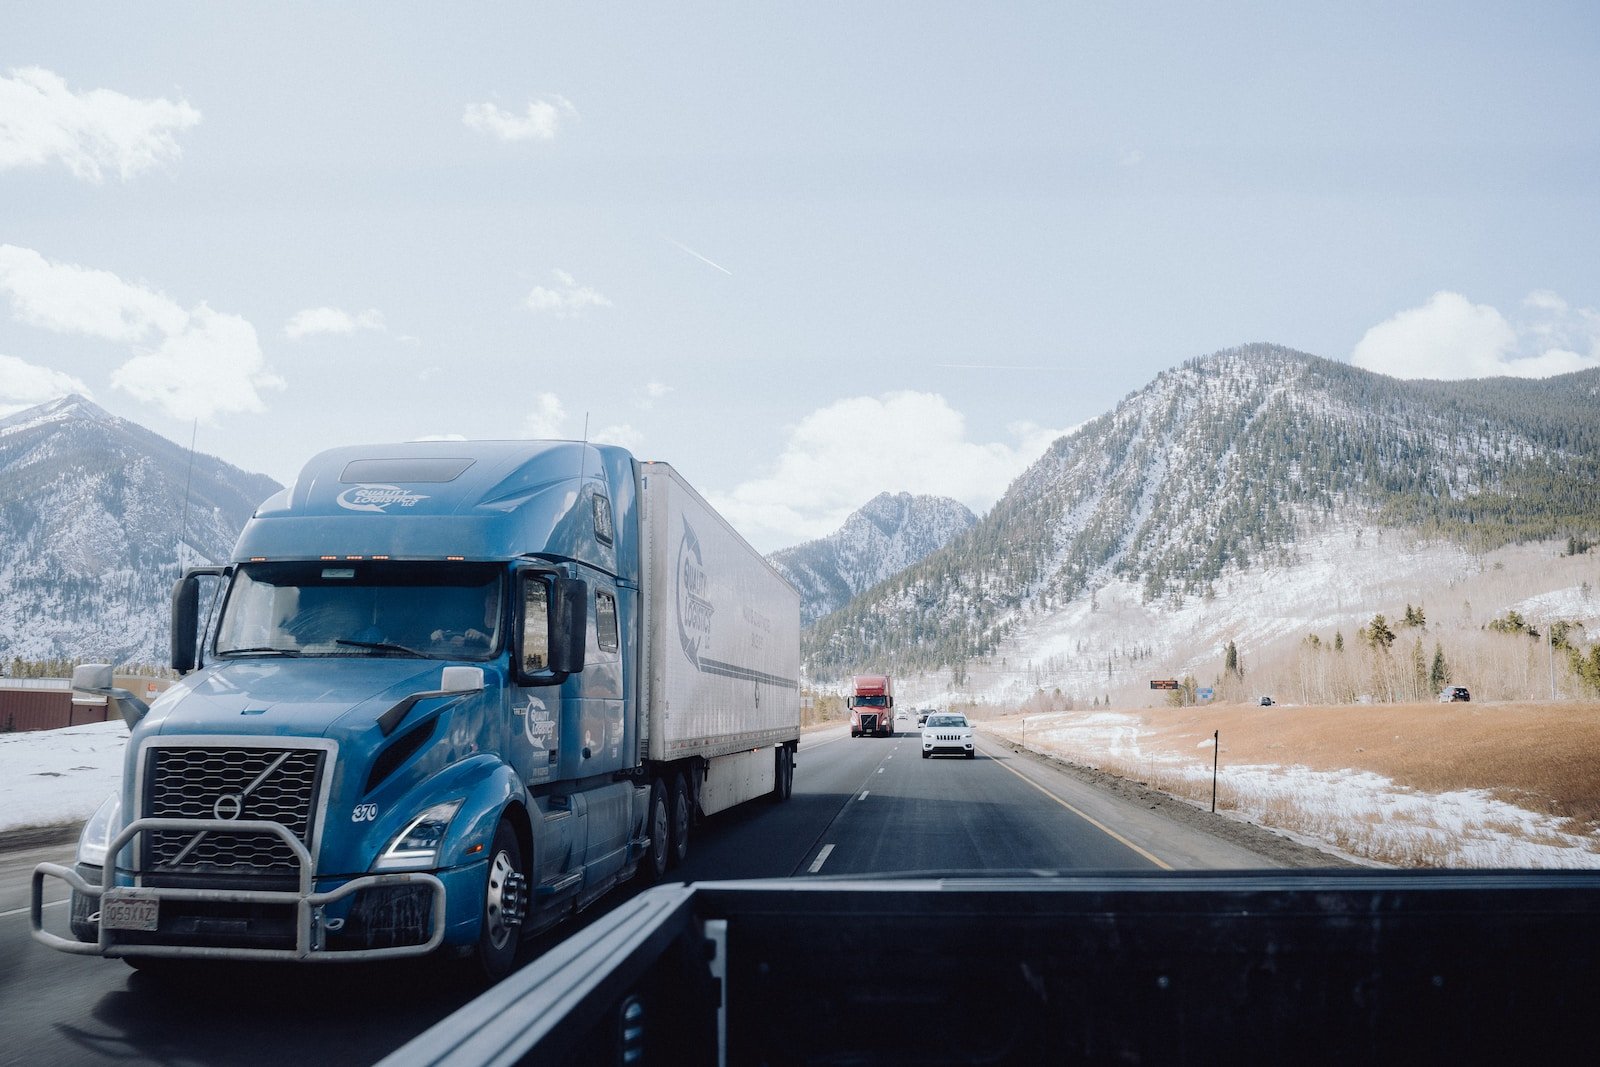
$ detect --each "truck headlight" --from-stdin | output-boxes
[77,791,121,868]
[374,799,463,871]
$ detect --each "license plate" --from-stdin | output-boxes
[101,892,160,932]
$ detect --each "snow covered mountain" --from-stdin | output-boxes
[0,395,281,667]
[804,344,1600,689]
[768,492,976,624]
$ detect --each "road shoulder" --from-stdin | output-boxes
[983,734,1364,869]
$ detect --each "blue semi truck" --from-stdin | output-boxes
[31,441,801,980]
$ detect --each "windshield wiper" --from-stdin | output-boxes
[219,646,302,657]
[335,638,428,657]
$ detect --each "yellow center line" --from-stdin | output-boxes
[983,739,1173,871]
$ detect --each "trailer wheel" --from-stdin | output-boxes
[771,745,794,803]
[668,773,691,868]
[638,778,671,884]
[474,820,527,982]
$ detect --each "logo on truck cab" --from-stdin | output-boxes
[336,484,430,513]
[676,518,715,668]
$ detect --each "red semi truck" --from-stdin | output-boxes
[849,674,894,737]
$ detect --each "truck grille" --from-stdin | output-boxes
[142,746,326,879]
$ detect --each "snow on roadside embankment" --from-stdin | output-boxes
[986,711,1600,869]
[0,721,124,835]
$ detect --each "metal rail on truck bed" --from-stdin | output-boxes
[379,869,1600,1065]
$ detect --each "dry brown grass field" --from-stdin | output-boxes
[1135,700,1600,830]
[982,699,1600,866]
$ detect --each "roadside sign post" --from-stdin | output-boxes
[1211,730,1219,813]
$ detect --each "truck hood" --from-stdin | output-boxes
[145,658,489,741]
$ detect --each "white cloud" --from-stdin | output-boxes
[1351,290,1600,380]
[639,381,672,409]
[524,269,612,318]
[593,423,643,450]
[522,392,566,438]
[1523,290,1568,314]
[706,391,1075,551]
[0,245,281,421]
[110,304,283,422]
[0,66,201,182]
[0,354,92,416]
[284,306,387,341]
[0,244,186,340]
[463,95,577,142]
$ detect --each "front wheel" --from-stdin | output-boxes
[474,820,528,983]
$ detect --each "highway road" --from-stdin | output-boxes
[0,717,1277,1066]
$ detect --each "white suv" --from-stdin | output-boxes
[921,713,975,759]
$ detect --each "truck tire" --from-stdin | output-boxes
[474,820,527,982]
[668,773,691,868]
[638,778,671,884]
[771,745,793,803]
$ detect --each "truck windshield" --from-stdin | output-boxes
[215,561,503,661]
[855,695,888,707]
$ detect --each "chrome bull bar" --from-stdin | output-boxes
[30,816,446,962]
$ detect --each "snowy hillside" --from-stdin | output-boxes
[806,345,1600,693]
[0,395,281,666]
[769,492,976,624]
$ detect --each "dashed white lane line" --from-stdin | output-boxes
[859,790,870,801]
[0,898,65,920]
[808,844,835,873]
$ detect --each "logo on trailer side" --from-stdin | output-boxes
[676,517,715,669]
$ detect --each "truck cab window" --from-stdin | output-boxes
[596,591,618,652]
[522,579,550,671]
[215,560,501,660]
[592,494,614,546]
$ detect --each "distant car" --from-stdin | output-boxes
[1259,696,1274,706]
[922,713,975,759]
[917,708,933,726]
[1439,686,1471,703]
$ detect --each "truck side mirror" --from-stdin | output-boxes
[71,663,114,692]
[72,662,150,729]
[551,577,587,676]
[171,574,201,673]
[517,573,587,685]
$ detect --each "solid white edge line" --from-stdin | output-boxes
[985,739,1174,871]
[808,844,835,874]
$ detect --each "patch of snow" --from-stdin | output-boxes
[987,714,1600,869]
[0,721,125,833]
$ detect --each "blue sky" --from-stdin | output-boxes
[2,2,1597,551]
